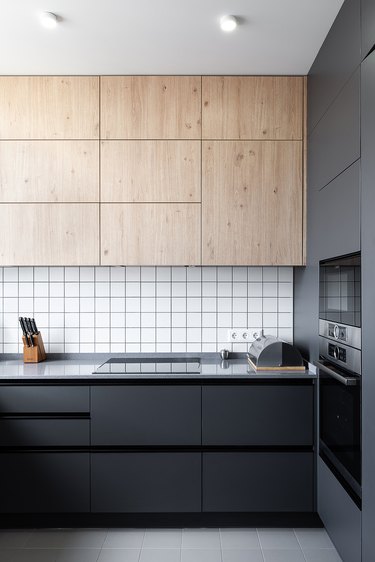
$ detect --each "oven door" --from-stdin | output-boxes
[317,360,361,505]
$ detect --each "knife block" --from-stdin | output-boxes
[22,333,46,363]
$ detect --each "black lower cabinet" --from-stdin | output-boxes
[91,452,201,513]
[0,453,90,513]
[318,457,361,562]
[203,452,314,512]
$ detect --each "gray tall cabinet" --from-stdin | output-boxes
[294,0,375,560]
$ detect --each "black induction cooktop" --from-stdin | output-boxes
[94,357,201,375]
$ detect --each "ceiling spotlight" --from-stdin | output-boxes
[220,15,238,32]
[39,12,58,29]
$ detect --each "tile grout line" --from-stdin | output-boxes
[293,529,309,562]
[256,529,266,562]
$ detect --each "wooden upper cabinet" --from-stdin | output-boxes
[202,141,303,265]
[0,141,99,202]
[101,203,201,265]
[0,77,99,139]
[202,76,303,140]
[100,76,201,139]
[101,140,200,202]
[0,204,99,266]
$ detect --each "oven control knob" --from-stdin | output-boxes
[334,324,340,339]
[333,346,340,360]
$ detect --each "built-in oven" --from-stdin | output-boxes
[317,360,361,508]
[318,252,361,508]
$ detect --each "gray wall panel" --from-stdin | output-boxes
[360,48,375,562]
[362,0,375,59]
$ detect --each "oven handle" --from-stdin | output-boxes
[315,360,359,386]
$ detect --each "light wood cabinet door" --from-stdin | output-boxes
[0,141,99,202]
[202,141,303,265]
[101,76,201,139]
[202,77,303,140]
[0,204,99,265]
[101,140,200,202]
[0,77,99,139]
[101,203,201,265]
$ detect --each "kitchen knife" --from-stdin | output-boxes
[24,318,35,346]
[19,317,30,347]
[30,318,39,334]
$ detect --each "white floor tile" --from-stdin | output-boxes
[220,529,260,550]
[262,549,306,562]
[181,549,222,562]
[0,530,33,548]
[25,532,72,549]
[26,530,106,549]
[303,549,343,562]
[222,548,264,562]
[139,548,181,562]
[55,548,101,562]
[257,529,301,550]
[1,549,58,562]
[182,529,221,549]
[143,529,182,548]
[97,549,141,562]
[294,528,334,549]
[102,530,145,549]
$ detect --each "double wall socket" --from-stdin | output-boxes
[228,329,258,342]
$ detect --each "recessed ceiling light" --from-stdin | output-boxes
[39,12,58,29]
[220,15,238,32]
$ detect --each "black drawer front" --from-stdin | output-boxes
[202,385,313,446]
[91,452,201,513]
[0,419,90,447]
[0,386,89,414]
[0,453,90,513]
[203,452,314,512]
[91,386,201,446]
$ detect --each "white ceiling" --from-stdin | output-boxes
[0,0,344,75]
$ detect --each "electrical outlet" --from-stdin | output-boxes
[227,329,254,342]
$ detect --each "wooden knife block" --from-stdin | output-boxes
[22,334,46,363]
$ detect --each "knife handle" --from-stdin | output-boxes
[19,317,30,347]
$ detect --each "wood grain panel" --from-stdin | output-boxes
[101,140,200,202]
[0,77,99,139]
[202,76,303,140]
[202,141,303,265]
[0,204,99,265]
[0,141,99,202]
[101,204,201,265]
[101,76,201,139]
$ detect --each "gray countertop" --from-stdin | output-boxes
[0,353,316,381]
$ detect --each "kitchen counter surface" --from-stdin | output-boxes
[0,353,316,381]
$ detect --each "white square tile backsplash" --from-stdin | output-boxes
[0,266,294,354]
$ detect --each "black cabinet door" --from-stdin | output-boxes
[0,386,89,413]
[308,0,361,131]
[91,385,201,446]
[362,0,375,59]
[91,452,201,513]
[203,452,313,512]
[0,453,90,513]
[308,68,360,192]
[318,457,361,562]
[0,419,90,447]
[313,160,360,260]
[202,385,313,446]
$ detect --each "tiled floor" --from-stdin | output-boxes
[0,528,343,562]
